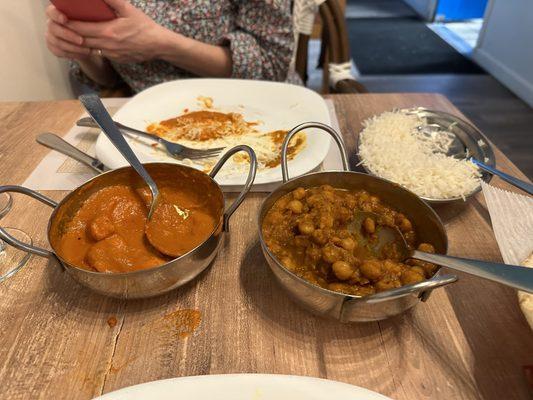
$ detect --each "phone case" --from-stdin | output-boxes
[50,0,116,22]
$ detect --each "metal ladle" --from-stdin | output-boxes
[79,94,191,258]
[354,211,533,293]
[79,94,160,219]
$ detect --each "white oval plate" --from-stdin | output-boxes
[95,79,331,187]
[93,374,392,400]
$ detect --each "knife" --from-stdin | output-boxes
[36,132,105,174]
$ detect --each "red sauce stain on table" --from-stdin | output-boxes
[107,316,118,328]
[162,309,202,339]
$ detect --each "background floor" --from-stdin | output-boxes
[308,0,532,179]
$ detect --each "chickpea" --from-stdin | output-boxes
[375,278,400,292]
[358,192,370,203]
[383,260,402,275]
[410,266,426,276]
[332,260,353,280]
[363,217,375,234]
[382,214,395,227]
[305,245,322,262]
[355,286,376,296]
[328,282,350,293]
[346,196,357,209]
[360,259,383,280]
[312,229,328,245]
[298,220,315,235]
[339,237,356,251]
[281,256,296,271]
[399,218,412,233]
[322,244,341,264]
[418,243,435,253]
[401,269,424,285]
[323,190,335,202]
[294,236,310,247]
[319,214,334,229]
[321,184,334,191]
[293,187,306,200]
[395,213,406,224]
[361,203,373,212]
[287,200,303,214]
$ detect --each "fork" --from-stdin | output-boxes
[77,117,225,160]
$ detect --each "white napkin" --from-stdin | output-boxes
[481,182,533,329]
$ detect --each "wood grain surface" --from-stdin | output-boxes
[0,95,531,400]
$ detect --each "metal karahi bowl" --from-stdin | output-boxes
[0,145,256,299]
[355,107,496,204]
[258,123,457,322]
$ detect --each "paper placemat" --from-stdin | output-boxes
[23,98,126,191]
[481,182,533,329]
[23,98,344,192]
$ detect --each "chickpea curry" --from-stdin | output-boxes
[55,182,220,274]
[262,185,437,296]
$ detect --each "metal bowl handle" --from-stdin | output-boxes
[363,274,458,304]
[210,145,257,231]
[281,122,350,183]
[0,186,57,258]
[339,274,457,322]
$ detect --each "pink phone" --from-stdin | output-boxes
[50,0,116,22]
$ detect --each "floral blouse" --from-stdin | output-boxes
[72,0,295,93]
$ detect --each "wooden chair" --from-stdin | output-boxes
[293,0,367,94]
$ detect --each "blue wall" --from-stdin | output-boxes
[436,0,488,21]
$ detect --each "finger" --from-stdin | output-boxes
[102,0,132,17]
[47,33,91,56]
[48,20,84,45]
[47,43,80,59]
[67,20,114,37]
[46,4,68,24]
[83,37,118,50]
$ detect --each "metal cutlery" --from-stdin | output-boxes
[77,116,225,161]
[354,211,533,294]
[79,94,161,220]
[470,158,533,195]
[36,132,105,173]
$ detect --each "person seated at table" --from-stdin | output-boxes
[45,0,294,93]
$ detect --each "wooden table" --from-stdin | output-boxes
[0,94,531,400]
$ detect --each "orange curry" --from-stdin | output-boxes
[56,183,219,273]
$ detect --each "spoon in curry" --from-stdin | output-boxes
[353,211,533,293]
[79,94,185,258]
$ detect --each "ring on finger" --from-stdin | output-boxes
[92,48,104,57]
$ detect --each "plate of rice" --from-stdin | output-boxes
[356,108,495,203]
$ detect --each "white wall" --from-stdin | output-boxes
[474,0,533,107]
[402,0,438,21]
[0,0,73,101]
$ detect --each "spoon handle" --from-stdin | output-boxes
[471,158,533,195]
[412,250,533,293]
[78,94,160,218]
[37,132,105,173]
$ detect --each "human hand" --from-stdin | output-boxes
[45,5,91,60]
[67,0,165,63]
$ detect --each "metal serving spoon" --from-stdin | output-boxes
[78,94,160,220]
[470,158,533,195]
[354,211,533,293]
